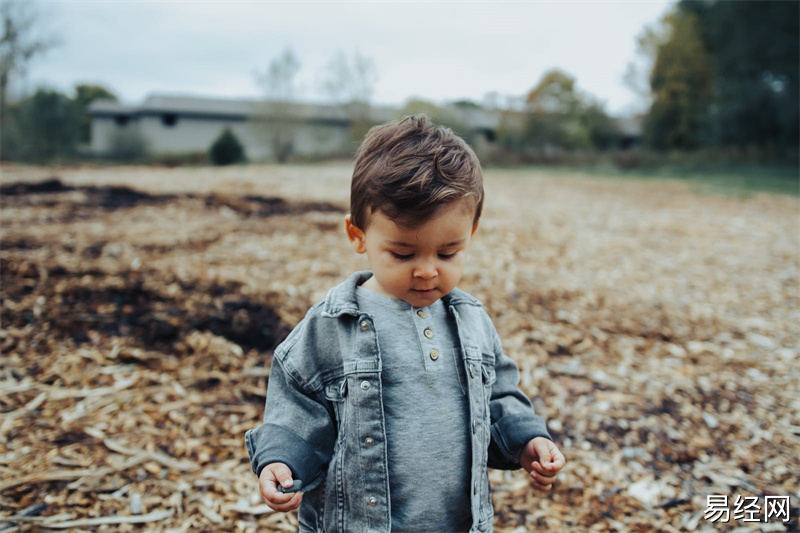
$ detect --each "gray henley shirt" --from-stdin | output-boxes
[355,285,473,532]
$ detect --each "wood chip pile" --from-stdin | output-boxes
[1,164,798,532]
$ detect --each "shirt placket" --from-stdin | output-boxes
[411,306,441,371]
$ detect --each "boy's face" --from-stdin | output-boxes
[345,200,479,308]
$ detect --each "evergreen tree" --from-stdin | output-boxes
[679,0,799,149]
[15,88,81,162]
[209,128,245,165]
[74,84,117,143]
[645,12,713,149]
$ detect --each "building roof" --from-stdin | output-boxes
[88,94,398,124]
[88,93,640,134]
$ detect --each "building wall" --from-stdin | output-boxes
[138,115,249,157]
[91,116,141,153]
[92,113,358,161]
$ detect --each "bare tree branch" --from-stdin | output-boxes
[0,0,59,116]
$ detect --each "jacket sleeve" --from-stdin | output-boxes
[485,320,552,470]
[244,346,336,492]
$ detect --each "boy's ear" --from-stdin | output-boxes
[471,220,480,237]
[345,215,367,254]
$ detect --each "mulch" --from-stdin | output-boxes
[1,164,798,532]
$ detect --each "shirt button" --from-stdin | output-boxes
[423,328,433,339]
[368,496,378,507]
[416,310,427,319]
[361,380,370,391]
[360,320,370,331]
[429,349,439,361]
[364,437,374,447]
[469,364,476,379]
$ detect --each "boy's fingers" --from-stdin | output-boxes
[544,447,566,470]
[265,491,303,512]
[531,461,556,477]
[260,479,298,507]
[262,487,294,504]
[530,469,558,485]
[532,441,553,463]
[270,464,296,488]
[548,454,566,471]
[259,463,297,505]
[536,446,565,473]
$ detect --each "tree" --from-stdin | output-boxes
[15,87,81,162]
[678,0,799,150]
[209,127,245,165]
[644,11,713,149]
[522,69,617,151]
[581,103,618,150]
[259,47,301,102]
[639,1,798,153]
[623,21,669,114]
[320,49,376,107]
[523,70,575,149]
[526,69,582,115]
[251,47,301,162]
[397,98,471,141]
[74,84,117,143]
[0,0,58,121]
[319,49,377,143]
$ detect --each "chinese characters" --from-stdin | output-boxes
[705,495,791,524]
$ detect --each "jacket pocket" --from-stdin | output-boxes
[481,362,496,387]
[481,360,496,422]
[323,377,348,441]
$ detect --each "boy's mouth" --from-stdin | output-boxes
[412,288,436,295]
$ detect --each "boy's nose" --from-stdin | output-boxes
[414,261,438,279]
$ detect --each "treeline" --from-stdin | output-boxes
[644,0,798,156]
[0,85,248,165]
[0,85,117,163]
[1,1,796,167]
[425,0,799,167]
[389,71,621,167]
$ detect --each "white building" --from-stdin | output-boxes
[88,94,503,162]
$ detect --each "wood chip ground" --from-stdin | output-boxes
[1,163,798,532]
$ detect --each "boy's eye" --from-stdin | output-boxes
[438,252,458,260]
[391,252,413,260]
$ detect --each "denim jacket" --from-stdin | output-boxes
[245,271,552,533]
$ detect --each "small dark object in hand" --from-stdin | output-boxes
[277,480,303,493]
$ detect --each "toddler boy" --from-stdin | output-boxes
[245,115,565,532]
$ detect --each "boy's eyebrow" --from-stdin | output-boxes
[387,239,466,248]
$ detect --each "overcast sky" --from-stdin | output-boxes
[24,1,675,116]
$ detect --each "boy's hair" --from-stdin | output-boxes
[350,114,484,230]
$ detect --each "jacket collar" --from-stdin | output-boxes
[321,270,482,318]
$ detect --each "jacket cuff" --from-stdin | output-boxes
[488,413,552,470]
[245,423,325,489]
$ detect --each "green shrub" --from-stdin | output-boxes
[209,128,246,165]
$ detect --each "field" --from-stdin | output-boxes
[1,163,798,532]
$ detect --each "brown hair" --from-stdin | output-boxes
[350,114,483,230]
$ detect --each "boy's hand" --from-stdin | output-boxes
[258,462,303,512]
[519,437,566,492]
